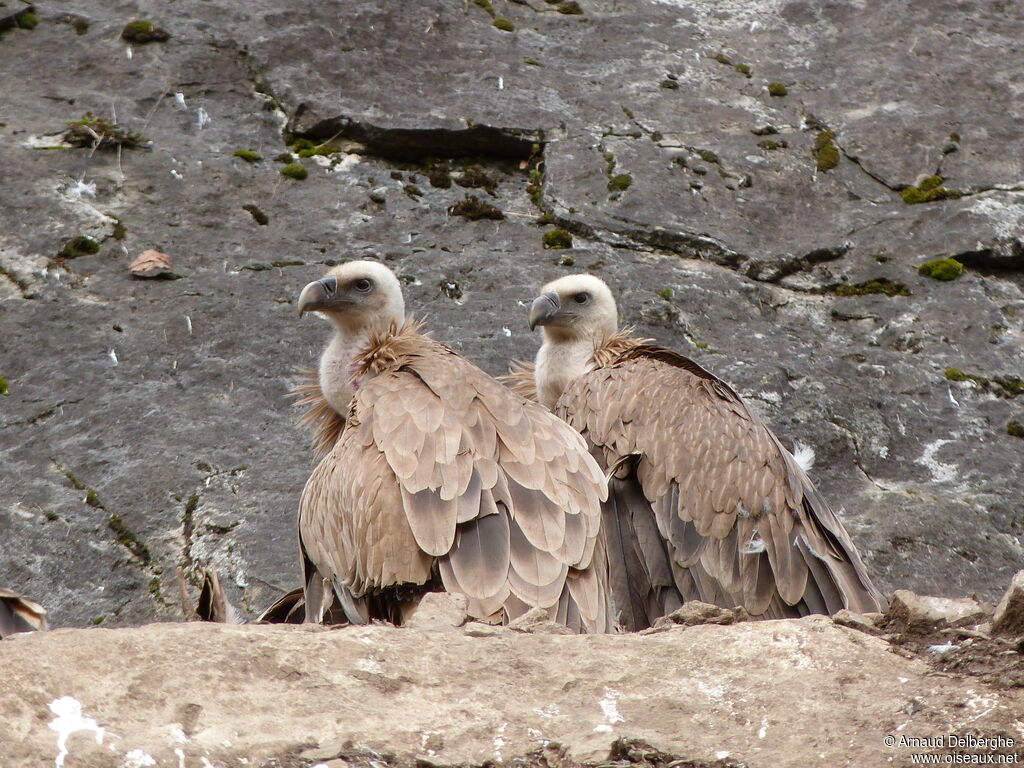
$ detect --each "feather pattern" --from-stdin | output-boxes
[555,332,885,628]
[298,320,613,633]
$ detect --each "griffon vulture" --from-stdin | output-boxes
[289,261,612,633]
[0,588,47,638]
[523,274,885,631]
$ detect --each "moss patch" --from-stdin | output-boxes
[0,376,8,396]
[608,173,632,192]
[558,255,575,266]
[918,258,964,281]
[16,11,38,29]
[557,1,583,13]
[121,20,169,43]
[757,139,787,150]
[657,288,673,300]
[233,149,262,163]
[456,166,498,194]
[279,163,307,180]
[834,279,910,297]
[524,57,541,66]
[493,18,514,31]
[945,369,1024,398]
[64,112,147,150]
[542,229,573,249]
[1007,421,1024,439]
[111,219,127,240]
[813,130,839,172]
[242,204,269,225]
[449,194,504,221]
[767,82,788,97]
[59,235,100,259]
[735,63,752,77]
[108,513,152,563]
[473,0,495,16]
[900,176,961,204]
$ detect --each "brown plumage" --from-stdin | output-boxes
[525,274,885,631]
[290,262,613,632]
[291,367,346,458]
[0,588,47,637]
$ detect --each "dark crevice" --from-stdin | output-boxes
[954,243,1024,273]
[291,115,542,162]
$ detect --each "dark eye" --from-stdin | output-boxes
[353,278,373,293]
[573,292,590,304]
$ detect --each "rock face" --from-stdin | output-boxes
[1,0,1022,630]
[2,618,1023,768]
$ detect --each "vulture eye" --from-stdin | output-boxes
[353,278,373,293]
[573,292,590,304]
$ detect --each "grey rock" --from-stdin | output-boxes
[368,186,387,204]
[507,606,576,635]
[883,590,993,636]
[402,592,468,631]
[992,570,1024,636]
[651,601,750,630]
[0,0,1022,631]
[832,609,883,636]
[3,619,1023,766]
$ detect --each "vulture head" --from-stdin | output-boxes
[298,260,407,418]
[298,260,405,335]
[528,274,618,344]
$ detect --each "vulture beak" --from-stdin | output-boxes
[528,291,561,330]
[298,276,339,316]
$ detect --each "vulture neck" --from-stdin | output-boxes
[318,313,398,416]
[535,328,607,410]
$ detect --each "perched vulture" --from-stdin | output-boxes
[523,274,885,631]
[0,587,47,638]
[287,261,612,633]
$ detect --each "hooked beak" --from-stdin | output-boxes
[528,291,560,330]
[297,276,339,316]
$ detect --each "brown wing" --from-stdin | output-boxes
[0,588,47,637]
[299,329,612,633]
[556,345,884,629]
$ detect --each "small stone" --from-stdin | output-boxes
[652,601,750,629]
[507,606,574,634]
[992,570,1024,636]
[691,164,708,175]
[402,592,468,630]
[689,180,703,190]
[882,590,993,636]
[833,609,883,636]
[368,187,387,204]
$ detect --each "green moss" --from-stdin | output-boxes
[945,368,1023,398]
[526,168,544,207]
[734,63,752,77]
[0,376,7,396]
[59,235,100,259]
[608,173,632,191]
[834,279,910,297]
[557,1,583,13]
[64,112,146,150]
[767,82,788,97]
[900,177,961,204]
[1007,421,1024,439]
[918,258,964,281]
[449,194,504,220]
[148,576,162,595]
[108,513,151,563]
[279,163,307,180]
[473,0,495,16]
[121,19,169,43]
[993,376,1024,397]
[297,144,340,158]
[658,288,673,300]
[233,149,262,163]
[524,57,541,66]
[944,368,967,382]
[659,78,679,90]
[242,204,268,225]
[493,18,514,31]
[271,260,304,268]
[621,106,634,119]
[694,341,709,350]
[91,616,105,625]
[698,149,719,163]
[542,229,572,249]
[813,130,839,172]
[16,11,38,29]
[713,52,732,65]
[85,489,101,507]
[111,220,127,240]
[757,139,787,150]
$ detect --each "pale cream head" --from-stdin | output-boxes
[297,260,405,335]
[528,274,619,344]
